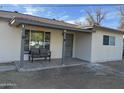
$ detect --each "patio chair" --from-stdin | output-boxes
[39,48,51,61]
[29,48,51,62]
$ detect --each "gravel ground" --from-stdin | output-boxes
[0,61,124,89]
[101,59,124,72]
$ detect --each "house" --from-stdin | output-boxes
[0,10,123,68]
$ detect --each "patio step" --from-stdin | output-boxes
[19,63,83,72]
[0,63,16,72]
[0,65,16,72]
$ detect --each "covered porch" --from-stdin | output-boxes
[9,17,93,70]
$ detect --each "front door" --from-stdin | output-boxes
[65,33,73,58]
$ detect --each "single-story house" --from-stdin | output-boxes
[0,10,123,67]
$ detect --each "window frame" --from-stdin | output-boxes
[24,29,30,52]
[24,29,51,52]
[103,35,115,46]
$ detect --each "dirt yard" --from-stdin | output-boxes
[0,60,124,89]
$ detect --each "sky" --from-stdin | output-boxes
[0,4,122,28]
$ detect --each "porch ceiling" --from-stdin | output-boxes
[9,17,94,33]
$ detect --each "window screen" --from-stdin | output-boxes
[109,36,115,46]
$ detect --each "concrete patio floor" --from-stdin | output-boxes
[20,58,86,71]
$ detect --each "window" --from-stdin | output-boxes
[24,29,30,51]
[103,35,109,45]
[30,31,44,48]
[103,35,115,46]
[109,36,115,45]
[44,32,50,49]
[24,30,50,51]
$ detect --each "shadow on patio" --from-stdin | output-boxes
[19,58,86,71]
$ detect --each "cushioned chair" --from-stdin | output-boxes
[29,48,51,62]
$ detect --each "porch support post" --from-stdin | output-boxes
[19,24,25,68]
[61,30,67,64]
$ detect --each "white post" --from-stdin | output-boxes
[19,24,25,68]
[61,30,67,64]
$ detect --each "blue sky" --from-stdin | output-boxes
[0,4,122,28]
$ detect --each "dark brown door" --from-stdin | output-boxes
[65,33,73,58]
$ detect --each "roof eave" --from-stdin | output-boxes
[9,18,94,33]
[94,25,124,34]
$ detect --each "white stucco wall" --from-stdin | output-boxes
[0,21,21,63]
[91,29,123,63]
[0,21,64,63]
[75,32,92,62]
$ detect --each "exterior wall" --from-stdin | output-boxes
[91,29,123,63]
[0,21,64,63]
[0,21,21,63]
[1,20,122,63]
[75,32,92,62]
[24,25,63,60]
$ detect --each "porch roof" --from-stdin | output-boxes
[83,25,124,33]
[9,17,94,32]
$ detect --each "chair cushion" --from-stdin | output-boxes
[30,48,40,55]
[39,48,50,56]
